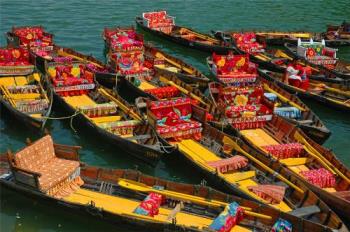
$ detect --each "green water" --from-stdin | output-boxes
[0,0,349,231]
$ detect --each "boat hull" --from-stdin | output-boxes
[52,92,162,166]
[136,18,235,54]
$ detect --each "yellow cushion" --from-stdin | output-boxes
[241,129,279,147]
[10,93,41,100]
[30,114,42,118]
[280,158,308,166]
[222,171,256,183]
[91,116,121,124]
[139,81,156,90]
[0,76,28,87]
[48,67,56,78]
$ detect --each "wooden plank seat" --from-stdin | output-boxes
[91,116,122,124]
[7,135,80,195]
[279,158,309,166]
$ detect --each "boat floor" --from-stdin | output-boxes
[0,75,46,118]
[62,94,138,141]
[241,129,337,193]
[175,139,291,212]
[64,188,250,231]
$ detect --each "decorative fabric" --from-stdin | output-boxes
[209,202,245,232]
[262,143,304,159]
[145,86,180,99]
[78,102,117,117]
[212,53,257,84]
[142,11,175,33]
[13,135,81,193]
[0,48,31,66]
[207,155,248,173]
[16,99,49,113]
[274,107,301,119]
[298,41,338,67]
[48,63,95,96]
[13,26,53,48]
[300,168,336,188]
[104,28,143,52]
[219,85,264,105]
[248,185,286,204]
[133,192,165,217]
[232,32,265,54]
[271,218,292,232]
[7,85,39,94]
[150,98,202,140]
[98,120,140,135]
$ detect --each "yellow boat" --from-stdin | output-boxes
[0,72,53,129]
[1,135,347,232]
[45,61,165,165]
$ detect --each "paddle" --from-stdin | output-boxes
[309,82,350,98]
[180,28,219,43]
[222,136,305,194]
[154,52,194,75]
[294,131,350,185]
[263,83,306,111]
[159,76,208,106]
[0,85,16,106]
[117,178,272,220]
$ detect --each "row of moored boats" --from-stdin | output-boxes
[1,11,350,232]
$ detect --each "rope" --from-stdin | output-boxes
[41,110,82,133]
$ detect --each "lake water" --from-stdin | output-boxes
[1,0,349,231]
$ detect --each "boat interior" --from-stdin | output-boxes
[0,72,50,120]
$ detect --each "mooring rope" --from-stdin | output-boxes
[42,110,82,132]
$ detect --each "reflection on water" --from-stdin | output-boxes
[1,0,350,231]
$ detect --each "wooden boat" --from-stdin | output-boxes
[284,41,350,80]
[0,71,53,130]
[143,102,348,230]
[1,137,346,232]
[102,26,209,89]
[6,25,54,50]
[260,69,350,111]
[44,61,165,165]
[326,21,350,41]
[30,45,115,79]
[216,30,350,47]
[235,115,350,222]
[136,11,236,54]
[206,53,331,144]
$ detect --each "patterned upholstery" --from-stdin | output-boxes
[13,135,80,192]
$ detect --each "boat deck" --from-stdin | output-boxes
[64,188,250,231]
[241,129,337,193]
[175,139,291,212]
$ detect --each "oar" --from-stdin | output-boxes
[223,136,304,194]
[263,83,306,111]
[274,50,293,60]
[33,73,50,102]
[180,28,219,43]
[294,131,350,185]
[57,50,104,69]
[309,82,350,98]
[159,76,208,106]
[98,88,142,121]
[154,52,194,75]
[117,178,272,220]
